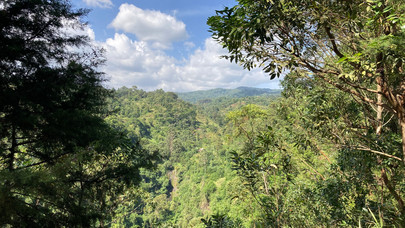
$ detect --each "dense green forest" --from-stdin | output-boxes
[176,87,281,104]
[105,87,279,227]
[106,77,405,227]
[1,0,405,227]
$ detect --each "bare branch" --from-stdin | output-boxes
[343,145,402,161]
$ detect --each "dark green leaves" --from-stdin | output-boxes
[0,1,155,226]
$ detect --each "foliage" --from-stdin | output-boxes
[201,213,243,228]
[209,0,405,225]
[177,86,280,104]
[0,1,155,226]
[105,81,404,226]
[106,87,274,227]
[4,0,405,226]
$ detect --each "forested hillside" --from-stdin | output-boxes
[106,87,276,227]
[176,87,281,104]
[105,75,405,226]
[2,0,404,227]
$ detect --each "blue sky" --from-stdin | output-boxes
[70,0,281,92]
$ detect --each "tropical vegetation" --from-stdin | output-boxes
[1,0,404,227]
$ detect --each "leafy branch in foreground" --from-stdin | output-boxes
[209,0,405,224]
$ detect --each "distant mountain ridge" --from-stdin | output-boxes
[176,86,281,103]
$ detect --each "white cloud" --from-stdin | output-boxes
[102,35,279,92]
[60,19,96,54]
[83,0,113,8]
[86,27,96,41]
[109,4,188,48]
[173,39,277,91]
[102,33,178,89]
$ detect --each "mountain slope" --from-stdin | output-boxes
[176,87,281,103]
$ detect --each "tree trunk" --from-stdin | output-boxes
[8,124,16,171]
[375,65,405,215]
[400,116,405,167]
[381,168,405,214]
[376,84,383,136]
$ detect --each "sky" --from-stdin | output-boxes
[70,0,282,92]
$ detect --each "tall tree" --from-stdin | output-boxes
[208,0,405,220]
[0,0,154,226]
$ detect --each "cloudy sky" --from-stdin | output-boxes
[71,0,281,92]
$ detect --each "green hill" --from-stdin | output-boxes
[176,86,281,103]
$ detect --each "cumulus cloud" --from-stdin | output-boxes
[109,4,188,48]
[173,39,276,91]
[102,33,178,89]
[61,18,95,40]
[102,35,278,92]
[83,0,113,8]
[59,19,97,58]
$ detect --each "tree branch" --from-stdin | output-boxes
[342,145,402,161]
[324,25,360,69]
